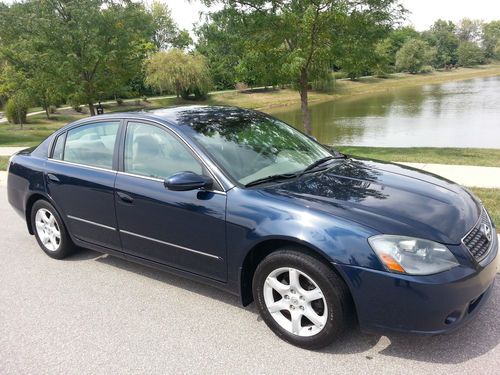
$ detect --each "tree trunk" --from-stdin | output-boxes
[88,102,96,116]
[45,106,50,119]
[299,68,312,135]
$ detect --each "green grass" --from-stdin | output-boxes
[336,147,500,168]
[0,156,8,170]
[471,188,500,225]
[0,113,86,147]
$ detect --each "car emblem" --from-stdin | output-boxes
[481,223,492,242]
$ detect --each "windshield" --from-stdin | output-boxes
[182,109,332,185]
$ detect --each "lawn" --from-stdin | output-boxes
[336,146,500,168]
[0,156,8,170]
[0,113,86,147]
[471,188,500,225]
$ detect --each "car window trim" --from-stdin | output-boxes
[46,115,230,193]
[48,158,118,174]
[48,119,122,171]
[119,119,226,194]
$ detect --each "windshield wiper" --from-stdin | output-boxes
[298,156,336,177]
[244,173,299,187]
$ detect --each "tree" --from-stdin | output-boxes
[395,38,436,73]
[145,49,211,99]
[195,8,246,90]
[0,0,154,116]
[150,1,192,50]
[482,21,500,59]
[422,20,459,68]
[202,0,404,135]
[334,10,393,79]
[456,18,483,43]
[457,41,485,66]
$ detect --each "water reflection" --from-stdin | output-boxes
[268,76,500,148]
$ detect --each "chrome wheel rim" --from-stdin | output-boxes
[35,208,61,252]
[263,267,328,337]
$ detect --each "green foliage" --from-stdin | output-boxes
[422,20,459,67]
[0,0,155,115]
[482,21,500,59]
[457,41,485,67]
[145,49,211,100]
[149,1,192,50]
[373,38,394,76]
[396,39,436,73]
[5,91,30,125]
[335,9,393,80]
[201,0,403,134]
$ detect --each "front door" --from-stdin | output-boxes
[114,121,227,281]
[45,120,121,250]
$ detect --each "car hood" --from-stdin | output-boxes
[262,158,481,244]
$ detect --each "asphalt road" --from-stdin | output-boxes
[1,185,499,375]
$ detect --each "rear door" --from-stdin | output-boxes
[45,120,122,250]
[114,120,227,281]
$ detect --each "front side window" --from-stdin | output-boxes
[124,122,202,179]
[64,121,119,169]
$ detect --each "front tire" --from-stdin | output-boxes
[31,200,75,259]
[252,248,351,349]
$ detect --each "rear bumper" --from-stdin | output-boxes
[337,235,498,335]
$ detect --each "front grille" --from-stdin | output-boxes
[462,209,493,262]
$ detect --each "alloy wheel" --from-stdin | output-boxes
[35,208,61,252]
[263,267,328,337]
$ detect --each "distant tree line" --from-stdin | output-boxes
[0,1,499,134]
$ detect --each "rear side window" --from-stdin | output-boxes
[63,121,119,169]
[52,132,66,160]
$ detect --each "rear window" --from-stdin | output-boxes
[63,122,119,169]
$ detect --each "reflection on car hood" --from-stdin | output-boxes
[263,158,480,244]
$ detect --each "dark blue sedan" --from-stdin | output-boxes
[7,106,498,349]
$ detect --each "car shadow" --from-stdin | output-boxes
[68,249,499,363]
[69,248,243,308]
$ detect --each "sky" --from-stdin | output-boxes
[162,0,500,35]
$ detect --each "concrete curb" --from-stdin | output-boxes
[395,162,500,189]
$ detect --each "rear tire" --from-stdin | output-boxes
[252,248,351,349]
[31,200,75,259]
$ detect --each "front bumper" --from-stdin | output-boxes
[337,234,498,335]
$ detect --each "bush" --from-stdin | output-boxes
[5,92,29,124]
[420,65,434,73]
[235,82,249,91]
[457,41,485,67]
[333,71,348,79]
[396,38,436,74]
[116,98,124,105]
[48,105,57,114]
[142,96,148,102]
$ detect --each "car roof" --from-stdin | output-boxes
[74,105,258,132]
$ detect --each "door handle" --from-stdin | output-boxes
[117,191,134,204]
[47,173,60,183]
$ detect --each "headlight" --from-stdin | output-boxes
[368,235,459,275]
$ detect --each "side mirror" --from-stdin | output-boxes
[164,171,213,191]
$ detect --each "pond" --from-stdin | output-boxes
[268,76,500,148]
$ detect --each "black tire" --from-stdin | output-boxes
[30,200,76,259]
[252,248,352,349]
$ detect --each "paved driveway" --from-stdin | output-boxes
[1,186,499,374]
